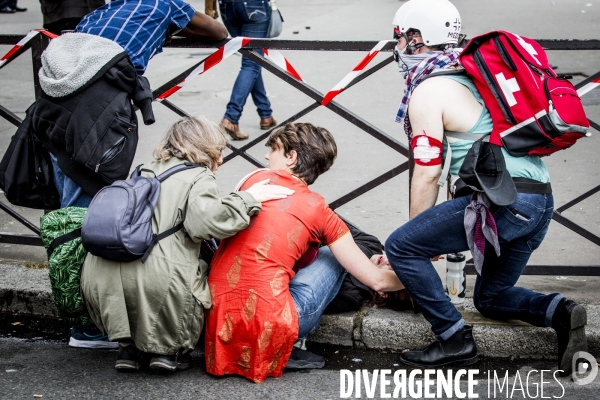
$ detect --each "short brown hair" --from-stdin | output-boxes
[153,116,228,170]
[265,123,337,185]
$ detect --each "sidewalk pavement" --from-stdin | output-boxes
[2,262,599,359]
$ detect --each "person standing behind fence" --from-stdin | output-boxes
[383,0,586,376]
[40,0,227,349]
[38,0,104,35]
[0,0,26,13]
[218,0,277,141]
[75,0,228,75]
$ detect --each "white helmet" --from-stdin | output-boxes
[392,0,461,47]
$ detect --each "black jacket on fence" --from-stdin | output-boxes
[30,32,155,197]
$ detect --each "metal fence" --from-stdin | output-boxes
[1,33,599,275]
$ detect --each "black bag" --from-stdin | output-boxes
[0,106,60,209]
[324,218,383,314]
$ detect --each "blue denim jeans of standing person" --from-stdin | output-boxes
[219,0,273,124]
[385,192,562,341]
[290,246,347,339]
[50,154,93,208]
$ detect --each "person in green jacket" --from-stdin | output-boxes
[81,116,293,373]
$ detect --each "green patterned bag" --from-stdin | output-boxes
[40,207,92,326]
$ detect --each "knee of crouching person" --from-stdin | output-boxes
[473,294,493,318]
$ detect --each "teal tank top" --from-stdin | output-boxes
[441,75,550,183]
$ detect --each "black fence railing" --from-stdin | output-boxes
[1,34,599,275]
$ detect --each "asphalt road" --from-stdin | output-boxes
[2,338,600,400]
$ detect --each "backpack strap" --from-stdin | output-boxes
[421,68,468,83]
[438,132,490,187]
[141,222,184,263]
[139,162,202,263]
[129,164,145,179]
[156,162,201,182]
[47,228,82,258]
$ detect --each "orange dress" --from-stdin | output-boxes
[204,170,349,382]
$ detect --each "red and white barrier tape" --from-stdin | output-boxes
[263,49,304,82]
[321,40,391,106]
[0,30,57,69]
[577,76,600,98]
[157,36,252,100]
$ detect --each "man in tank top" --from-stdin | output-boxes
[384,0,586,376]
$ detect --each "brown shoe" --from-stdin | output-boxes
[220,118,249,141]
[260,116,277,130]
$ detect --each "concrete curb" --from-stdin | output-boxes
[1,263,598,358]
[310,304,600,358]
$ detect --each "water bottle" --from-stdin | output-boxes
[446,253,466,304]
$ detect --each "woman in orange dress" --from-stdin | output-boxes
[205,123,404,382]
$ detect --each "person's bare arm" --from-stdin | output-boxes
[407,79,445,219]
[408,77,486,219]
[179,11,228,41]
[329,234,405,292]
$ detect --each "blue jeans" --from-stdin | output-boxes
[385,193,562,341]
[290,246,347,339]
[219,0,273,124]
[50,155,93,208]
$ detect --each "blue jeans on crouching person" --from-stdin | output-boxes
[219,0,273,124]
[290,246,346,339]
[50,154,93,208]
[385,192,563,341]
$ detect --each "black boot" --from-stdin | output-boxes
[399,325,478,368]
[551,298,587,377]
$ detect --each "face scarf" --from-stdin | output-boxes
[394,48,462,140]
[396,51,437,77]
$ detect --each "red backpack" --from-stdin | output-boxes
[459,31,590,157]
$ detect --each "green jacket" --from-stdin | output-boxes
[81,157,260,355]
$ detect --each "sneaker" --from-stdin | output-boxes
[149,354,177,372]
[285,348,326,369]
[0,6,15,13]
[115,343,143,371]
[68,326,119,349]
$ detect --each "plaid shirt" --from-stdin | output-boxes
[75,0,195,74]
[395,49,462,139]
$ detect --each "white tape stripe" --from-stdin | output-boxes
[17,31,40,46]
[263,49,305,82]
[330,71,360,91]
[157,37,250,100]
[0,30,40,66]
[265,49,286,71]
[499,109,547,138]
[372,40,388,53]
[223,36,246,59]
[577,82,600,98]
[322,40,391,105]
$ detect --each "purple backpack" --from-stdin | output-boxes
[81,162,200,263]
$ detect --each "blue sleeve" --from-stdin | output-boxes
[170,0,195,29]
